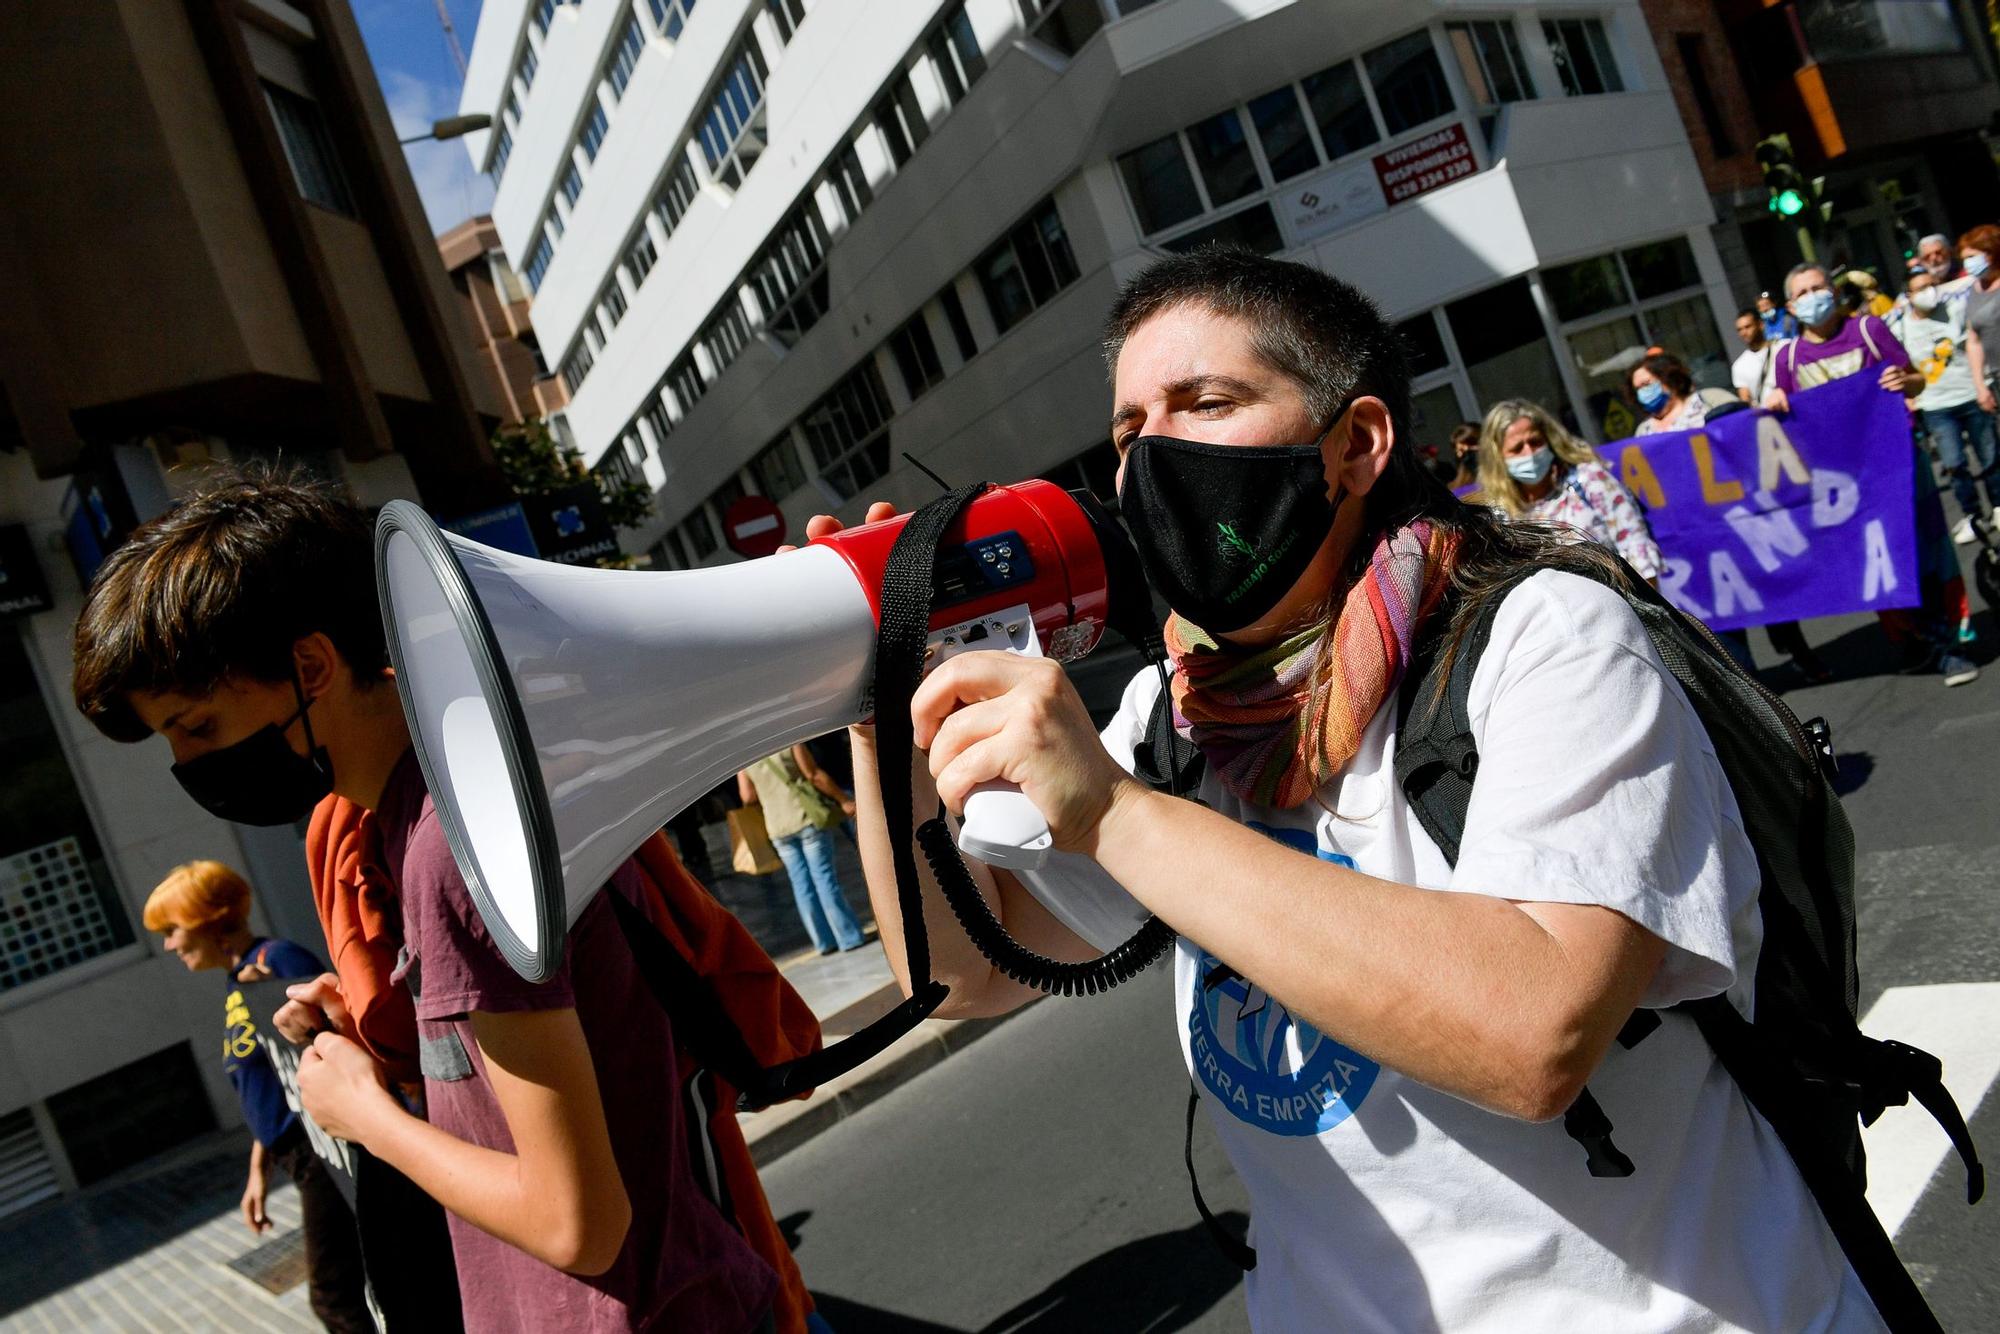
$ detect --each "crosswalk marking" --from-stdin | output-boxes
[1858,982,2000,1236]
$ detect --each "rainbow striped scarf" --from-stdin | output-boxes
[1165,521,1458,809]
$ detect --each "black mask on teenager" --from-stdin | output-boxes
[170,676,334,826]
[1118,419,1345,633]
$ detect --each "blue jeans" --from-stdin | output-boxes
[1921,401,1998,518]
[771,825,865,951]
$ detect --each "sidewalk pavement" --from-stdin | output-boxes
[0,825,1022,1329]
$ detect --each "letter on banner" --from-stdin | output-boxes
[1657,557,1709,619]
[1710,551,1764,618]
[1862,519,1898,600]
[1813,469,1860,528]
[1619,444,1666,509]
[1691,433,1745,505]
[1724,495,1809,573]
[1755,418,1812,492]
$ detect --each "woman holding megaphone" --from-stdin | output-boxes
[827,252,1880,1332]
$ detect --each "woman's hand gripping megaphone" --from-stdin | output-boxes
[801,506,1141,861]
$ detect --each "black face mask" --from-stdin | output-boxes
[1118,421,1344,633]
[170,676,334,826]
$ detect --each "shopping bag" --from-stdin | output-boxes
[728,806,782,876]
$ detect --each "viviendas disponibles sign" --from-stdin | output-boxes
[1596,374,1919,631]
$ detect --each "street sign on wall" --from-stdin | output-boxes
[723,495,787,559]
[524,483,620,566]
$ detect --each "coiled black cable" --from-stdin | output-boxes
[917,814,1178,997]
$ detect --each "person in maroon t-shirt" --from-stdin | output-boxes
[70,468,778,1333]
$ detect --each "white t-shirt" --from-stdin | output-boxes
[1018,571,1881,1333]
[1732,342,1778,403]
[1897,302,1977,412]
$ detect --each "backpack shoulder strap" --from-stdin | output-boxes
[1132,674,1204,798]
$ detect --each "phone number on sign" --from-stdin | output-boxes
[1381,146,1473,201]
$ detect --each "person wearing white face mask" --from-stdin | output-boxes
[1475,398,1662,582]
[1957,225,2000,420]
[1900,268,1997,543]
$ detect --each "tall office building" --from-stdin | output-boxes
[463,0,1735,558]
[0,0,505,1214]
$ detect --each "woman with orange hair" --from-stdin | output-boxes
[144,861,373,1333]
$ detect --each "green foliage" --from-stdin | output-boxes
[492,418,653,533]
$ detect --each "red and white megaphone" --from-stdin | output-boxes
[375,481,1126,983]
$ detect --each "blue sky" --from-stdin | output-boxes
[354,0,494,234]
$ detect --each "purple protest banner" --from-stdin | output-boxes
[1593,373,1919,631]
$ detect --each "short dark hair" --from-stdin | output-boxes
[1736,307,1759,323]
[1448,422,1480,449]
[71,463,387,742]
[1633,352,1696,398]
[1102,247,1427,531]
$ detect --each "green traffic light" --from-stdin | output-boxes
[1772,188,1806,217]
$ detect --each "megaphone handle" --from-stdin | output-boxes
[958,782,1054,871]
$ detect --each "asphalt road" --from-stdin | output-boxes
[765,558,2000,1332]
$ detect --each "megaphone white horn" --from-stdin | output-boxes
[375,482,1113,983]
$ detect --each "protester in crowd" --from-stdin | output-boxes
[1758,289,1800,341]
[1630,351,1713,434]
[740,746,868,955]
[1475,397,1662,580]
[1768,261,1976,686]
[1900,267,1997,544]
[1733,308,1781,405]
[70,469,787,1333]
[827,249,1888,1331]
[1838,268,1895,320]
[1447,421,1480,489]
[1960,224,2000,419]
[1919,232,1961,284]
[143,861,374,1334]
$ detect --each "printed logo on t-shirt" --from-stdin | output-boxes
[1186,824,1381,1136]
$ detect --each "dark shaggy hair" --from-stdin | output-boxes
[71,462,388,742]
[1100,247,1630,678]
[1632,352,1695,399]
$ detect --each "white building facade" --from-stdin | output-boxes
[463,0,1736,566]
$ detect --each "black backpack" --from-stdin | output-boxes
[1137,560,1982,1331]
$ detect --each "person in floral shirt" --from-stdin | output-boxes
[1476,398,1663,581]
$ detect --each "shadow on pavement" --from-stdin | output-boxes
[1833,751,1875,796]
[973,1212,1249,1333]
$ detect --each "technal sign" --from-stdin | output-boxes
[1281,160,1388,245]
[1372,124,1476,205]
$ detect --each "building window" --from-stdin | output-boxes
[561,341,595,394]
[1363,29,1454,136]
[47,1045,215,1187]
[666,348,706,415]
[1019,0,1103,57]
[1246,85,1319,183]
[751,433,807,499]
[607,14,646,99]
[263,83,356,216]
[973,197,1080,336]
[938,284,978,361]
[1799,0,1963,61]
[1300,59,1380,161]
[926,4,987,105]
[516,43,539,93]
[827,139,873,225]
[490,251,527,303]
[1184,108,1260,208]
[650,0,697,40]
[873,72,930,168]
[801,361,896,500]
[886,312,944,400]
[747,201,832,348]
[683,507,719,559]
[765,0,807,44]
[1119,135,1203,235]
[524,229,555,290]
[1445,19,1535,110]
[579,102,610,162]
[489,123,514,181]
[642,396,674,449]
[533,0,559,38]
[600,278,627,330]
[700,300,752,379]
[595,444,640,492]
[656,154,700,236]
[1544,18,1623,97]
[1161,203,1283,256]
[559,160,584,207]
[625,227,658,287]
[696,36,769,188]
[1675,34,1733,156]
